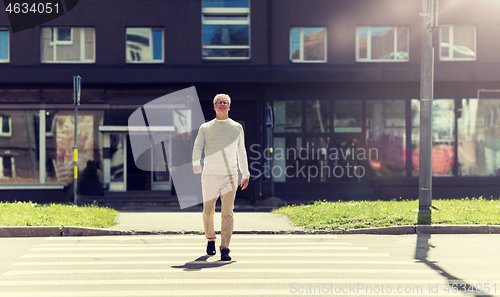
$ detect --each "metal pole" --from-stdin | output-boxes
[73,75,81,205]
[418,0,435,224]
[74,102,78,205]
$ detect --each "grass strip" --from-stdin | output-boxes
[0,201,118,228]
[272,197,500,231]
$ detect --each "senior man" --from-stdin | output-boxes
[192,94,249,261]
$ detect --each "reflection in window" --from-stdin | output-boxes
[458,98,500,176]
[0,111,39,183]
[334,100,361,133]
[412,99,455,176]
[290,27,327,62]
[366,100,405,177]
[440,24,476,61]
[274,101,301,133]
[202,0,250,59]
[356,26,409,62]
[126,28,163,63]
[273,137,302,182]
[0,29,9,62]
[306,100,329,132]
[41,27,95,63]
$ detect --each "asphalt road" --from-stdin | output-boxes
[0,234,499,296]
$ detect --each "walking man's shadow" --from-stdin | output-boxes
[171,255,234,271]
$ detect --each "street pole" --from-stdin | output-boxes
[73,76,81,205]
[418,0,437,224]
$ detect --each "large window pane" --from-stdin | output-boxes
[41,27,95,63]
[0,29,9,62]
[126,28,163,63]
[273,137,303,182]
[290,27,326,62]
[366,100,405,177]
[334,100,361,133]
[440,24,476,61]
[371,27,394,60]
[202,48,249,58]
[306,100,329,133]
[202,25,249,46]
[412,99,455,177]
[357,26,408,62]
[46,112,103,183]
[458,98,500,176]
[0,110,39,183]
[274,101,302,133]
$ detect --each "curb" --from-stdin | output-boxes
[2,225,500,237]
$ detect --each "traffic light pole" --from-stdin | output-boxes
[418,0,436,224]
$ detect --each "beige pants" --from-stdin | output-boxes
[202,174,237,250]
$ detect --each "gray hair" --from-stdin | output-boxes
[213,94,231,105]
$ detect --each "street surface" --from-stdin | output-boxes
[0,234,499,296]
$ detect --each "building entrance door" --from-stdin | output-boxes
[332,136,365,182]
[151,139,171,191]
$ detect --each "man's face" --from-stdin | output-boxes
[214,98,230,115]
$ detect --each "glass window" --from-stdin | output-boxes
[274,101,302,133]
[202,0,250,59]
[41,27,95,63]
[365,100,405,177]
[0,115,11,137]
[412,99,455,177]
[458,98,500,176]
[273,137,303,182]
[0,29,9,62]
[356,26,409,62]
[48,111,102,183]
[306,100,329,132]
[439,24,476,61]
[0,110,39,183]
[126,28,163,63]
[334,100,362,133]
[290,27,327,63]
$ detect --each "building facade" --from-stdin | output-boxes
[1,0,500,203]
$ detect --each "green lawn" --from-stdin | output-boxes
[0,202,119,228]
[272,197,500,231]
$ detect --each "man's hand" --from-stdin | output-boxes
[240,178,249,190]
[193,164,202,174]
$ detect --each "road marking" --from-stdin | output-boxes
[3,268,439,276]
[30,246,367,251]
[21,252,389,258]
[36,242,351,247]
[0,289,468,296]
[43,234,339,241]
[0,278,470,286]
[13,260,422,266]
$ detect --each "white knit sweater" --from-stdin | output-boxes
[192,118,250,180]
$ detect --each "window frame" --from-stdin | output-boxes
[50,28,73,46]
[439,24,477,61]
[0,116,12,137]
[0,28,9,63]
[356,26,410,62]
[201,3,251,60]
[125,27,164,64]
[41,27,96,64]
[289,27,327,63]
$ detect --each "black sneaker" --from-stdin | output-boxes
[206,241,216,255]
[220,248,231,261]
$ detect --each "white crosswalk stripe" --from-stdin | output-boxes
[0,235,482,296]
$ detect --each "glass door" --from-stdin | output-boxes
[332,137,365,182]
[109,134,126,191]
[151,139,171,191]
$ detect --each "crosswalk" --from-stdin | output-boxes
[0,234,493,296]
